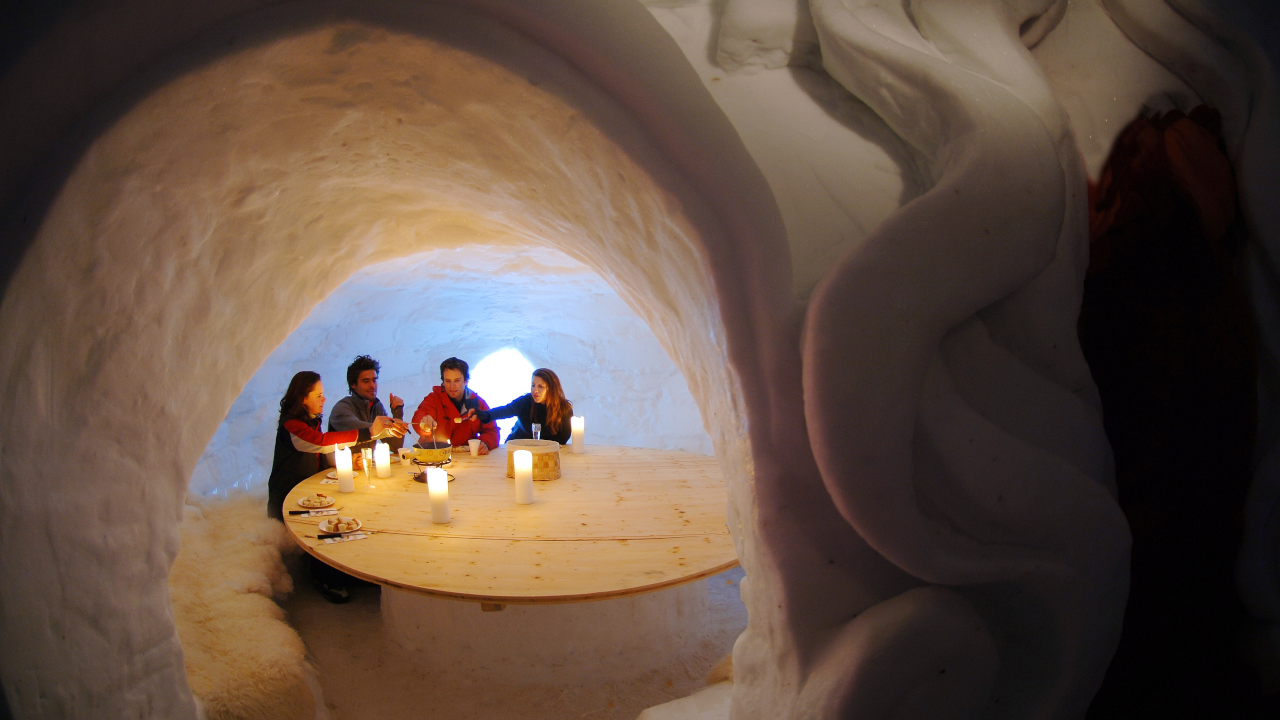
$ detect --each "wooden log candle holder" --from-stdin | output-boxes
[505,439,561,480]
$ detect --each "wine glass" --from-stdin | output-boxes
[362,448,374,488]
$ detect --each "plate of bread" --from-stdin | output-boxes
[297,493,335,508]
[318,516,361,534]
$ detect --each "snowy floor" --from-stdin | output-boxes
[281,555,745,720]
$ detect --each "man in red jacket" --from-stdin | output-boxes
[412,357,499,454]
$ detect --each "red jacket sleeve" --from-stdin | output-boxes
[283,419,364,453]
[411,393,444,441]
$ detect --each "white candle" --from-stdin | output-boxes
[335,446,355,493]
[427,467,450,523]
[571,416,585,454]
[514,449,534,505]
[374,441,391,478]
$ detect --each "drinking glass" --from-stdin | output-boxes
[532,423,541,441]
[362,448,374,488]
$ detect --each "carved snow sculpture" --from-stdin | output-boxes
[705,0,1278,717]
[713,0,1131,717]
[715,0,821,72]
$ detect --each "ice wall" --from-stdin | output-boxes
[190,245,714,496]
[0,6,754,716]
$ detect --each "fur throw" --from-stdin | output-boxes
[170,492,322,720]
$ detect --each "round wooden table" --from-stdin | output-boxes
[283,445,737,605]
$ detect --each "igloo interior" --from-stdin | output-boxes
[190,244,715,497]
[2,1,1279,719]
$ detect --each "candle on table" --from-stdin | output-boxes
[514,449,534,505]
[571,416,585,454]
[428,467,450,523]
[374,441,391,478]
[335,446,355,493]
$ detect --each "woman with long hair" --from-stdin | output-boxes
[265,371,403,602]
[476,368,574,445]
[268,368,404,509]
[267,371,403,519]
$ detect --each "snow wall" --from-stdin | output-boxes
[0,5,754,716]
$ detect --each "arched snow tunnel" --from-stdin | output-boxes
[0,4,794,714]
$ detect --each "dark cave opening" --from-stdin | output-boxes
[1081,105,1274,718]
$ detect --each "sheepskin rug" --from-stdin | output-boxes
[169,492,323,720]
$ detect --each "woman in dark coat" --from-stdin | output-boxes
[266,371,392,520]
[265,371,401,602]
[477,368,574,445]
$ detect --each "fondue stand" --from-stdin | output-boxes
[283,445,737,682]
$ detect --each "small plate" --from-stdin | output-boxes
[326,471,337,479]
[319,517,361,534]
[297,494,336,508]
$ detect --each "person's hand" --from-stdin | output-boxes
[380,418,409,438]
[371,416,404,438]
[389,393,404,411]
[476,441,490,456]
[352,451,365,471]
[460,408,476,421]
[418,415,437,436]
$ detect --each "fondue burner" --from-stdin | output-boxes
[409,458,454,483]
[410,441,455,482]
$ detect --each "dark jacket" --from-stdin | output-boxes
[266,414,369,520]
[479,393,572,445]
[328,393,404,453]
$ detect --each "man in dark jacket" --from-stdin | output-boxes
[328,355,408,453]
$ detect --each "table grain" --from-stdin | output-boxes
[283,445,738,604]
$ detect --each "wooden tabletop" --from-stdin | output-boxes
[283,446,737,604]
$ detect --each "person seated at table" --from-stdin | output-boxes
[476,368,574,445]
[266,371,404,603]
[328,354,410,454]
[266,371,403,521]
[412,357,499,454]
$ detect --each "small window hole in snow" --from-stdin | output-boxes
[470,348,535,441]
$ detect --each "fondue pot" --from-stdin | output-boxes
[409,440,452,482]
